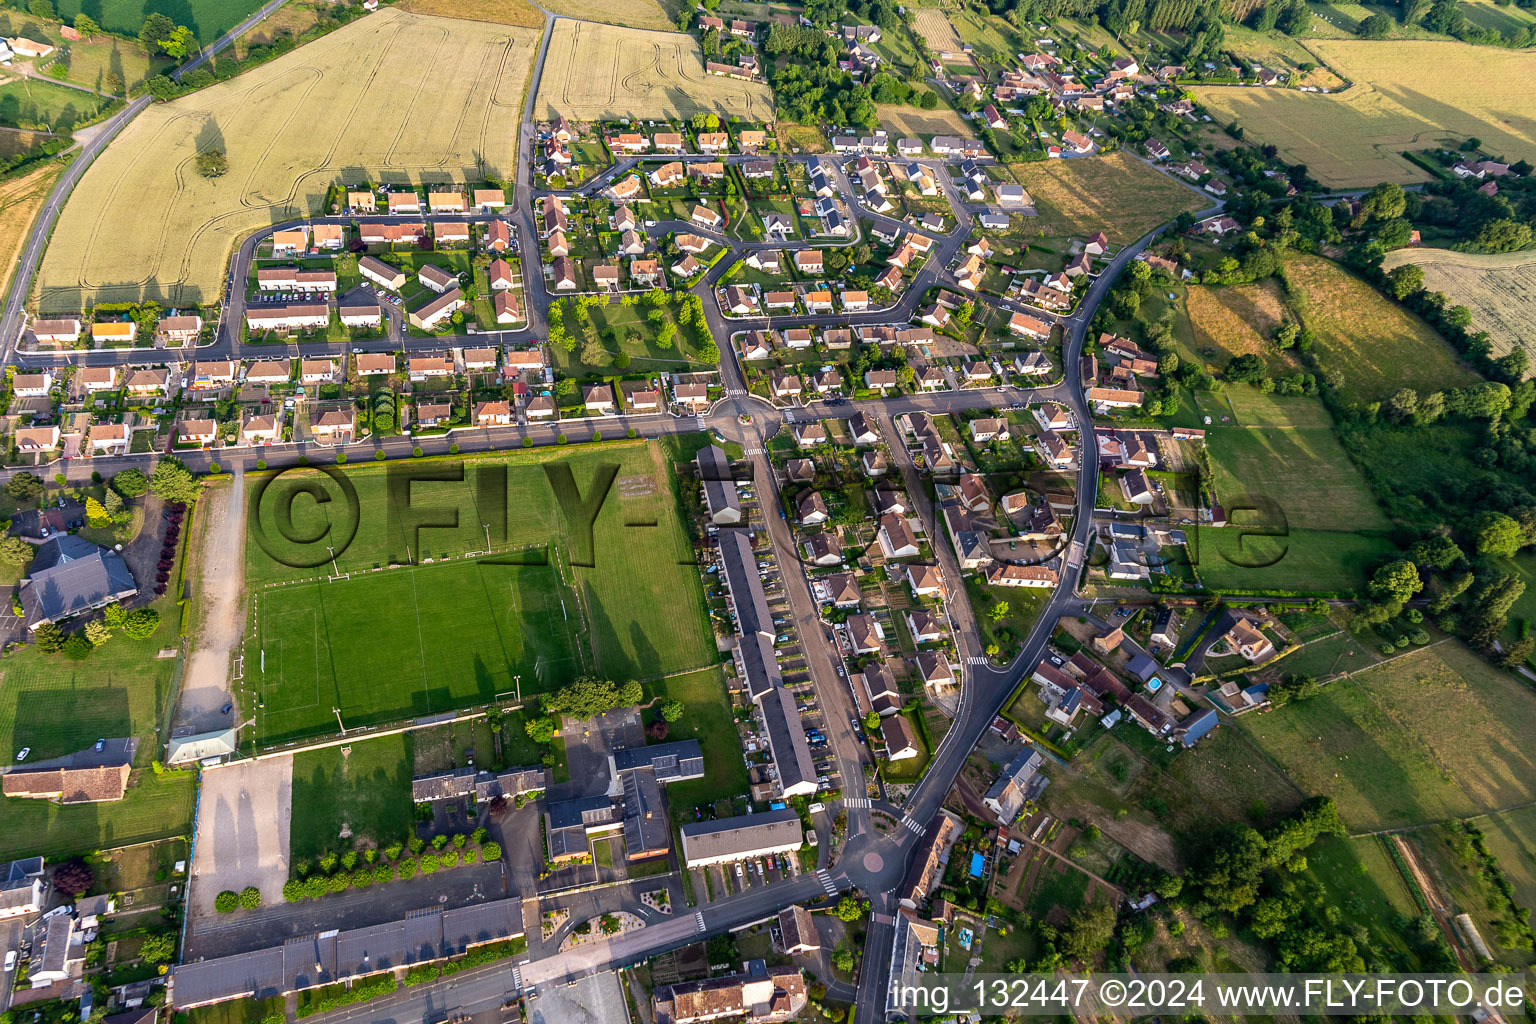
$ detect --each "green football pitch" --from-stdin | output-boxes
[250,559,585,743]
[242,443,715,744]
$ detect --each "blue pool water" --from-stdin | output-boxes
[1147,676,1163,692]
[969,852,985,877]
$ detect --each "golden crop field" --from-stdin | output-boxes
[396,0,546,30]
[1194,40,1536,187]
[1007,152,1209,245]
[1381,248,1536,373]
[911,9,965,53]
[534,20,773,122]
[0,162,62,300]
[877,104,972,140]
[1285,254,1481,405]
[37,9,538,311]
[537,0,674,31]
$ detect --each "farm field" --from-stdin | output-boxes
[534,20,773,122]
[910,8,964,54]
[1182,280,1302,376]
[37,9,539,311]
[876,104,973,141]
[245,444,715,743]
[1215,24,1344,89]
[50,0,266,43]
[1285,254,1479,406]
[396,0,547,29]
[290,734,414,860]
[1240,642,1536,831]
[1193,41,1536,187]
[1007,152,1208,246]
[534,0,675,30]
[0,161,62,299]
[1381,248,1536,374]
[0,76,108,130]
[947,8,1019,62]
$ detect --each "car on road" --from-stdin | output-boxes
[94,739,105,752]
[15,747,29,761]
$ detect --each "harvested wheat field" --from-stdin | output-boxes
[1184,280,1302,375]
[877,104,972,140]
[535,20,772,122]
[396,0,546,28]
[0,162,62,299]
[1381,248,1536,375]
[37,9,538,311]
[1194,40,1536,187]
[1008,152,1208,245]
[538,0,674,30]
[911,9,964,53]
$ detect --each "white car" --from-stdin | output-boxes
[4,950,16,972]
[15,747,28,761]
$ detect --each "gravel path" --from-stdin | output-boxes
[174,467,248,734]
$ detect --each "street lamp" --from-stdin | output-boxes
[327,544,339,578]
[332,707,346,735]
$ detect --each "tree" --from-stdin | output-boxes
[158,24,195,58]
[832,895,868,922]
[831,948,855,973]
[84,496,112,529]
[113,468,149,497]
[1369,560,1422,604]
[104,603,128,629]
[28,0,54,17]
[1357,11,1393,35]
[139,12,177,48]
[1060,899,1117,963]
[5,472,45,504]
[1386,263,1424,300]
[139,933,177,964]
[1469,510,1524,558]
[85,620,114,646]
[63,633,93,660]
[149,457,199,504]
[0,535,34,566]
[525,715,558,744]
[123,607,161,639]
[660,699,684,722]
[541,676,640,718]
[214,890,239,913]
[862,711,881,731]
[53,860,94,897]
[1500,636,1535,669]
[73,12,100,34]
[195,148,228,178]
[33,622,66,653]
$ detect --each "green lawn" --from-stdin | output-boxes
[1479,804,1536,917]
[1294,835,1427,964]
[1239,642,1536,831]
[245,444,716,743]
[0,595,194,860]
[1195,525,1399,594]
[178,995,285,1024]
[290,733,414,861]
[642,668,748,822]
[0,77,108,130]
[551,297,715,376]
[52,0,271,44]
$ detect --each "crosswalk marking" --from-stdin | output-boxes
[511,965,523,992]
[694,911,706,933]
[843,797,870,808]
[900,815,924,835]
[814,869,838,896]
[695,415,706,430]
[965,655,988,666]
[784,408,797,423]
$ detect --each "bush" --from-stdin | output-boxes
[374,863,394,883]
[481,841,501,861]
[408,837,425,854]
[255,459,267,470]
[208,462,221,474]
[449,443,460,454]
[283,880,303,902]
[412,446,424,457]
[592,430,602,442]
[383,842,403,860]
[463,848,478,864]
[214,890,239,913]
[627,428,637,439]
[352,869,373,888]
[328,873,350,893]
[238,886,261,910]
[452,833,467,849]
[419,853,439,874]
[557,433,567,444]
[441,850,459,868]
[375,449,387,461]
[397,857,418,879]
[335,451,347,465]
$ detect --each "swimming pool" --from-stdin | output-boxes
[1147,676,1163,692]
[969,851,985,878]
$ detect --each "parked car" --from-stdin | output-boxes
[15,747,29,761]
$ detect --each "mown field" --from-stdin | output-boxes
[38,9,539,311]
[290,733,414,859]
[1007,152,1208,246]
[1240,642,1536,831]
[0,596,195,860]
[1200,390,1393,592]
[245,444,715,743]
[1286,254,1479,406]
[532,0,674,30]
[1193,40,1536,187]
[1381,248,1536,375]
[50,0,265,42]
[54,34,163,94]
[534,20,774,122]
[911,8,964,52]
[1479,805,1536,916]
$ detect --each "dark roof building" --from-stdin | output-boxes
[614,740,704,781]
[19,535,137,629]
[621,768,670,860]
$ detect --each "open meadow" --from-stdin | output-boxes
[1381,248,1536,374]
[1007,153,1208,246]
[1285,254,1479,406]
[0,75,109,130]
[1200,390,1394,593]
[1240,642,1536,831]
[876,104,973,141]
[53,34,163,94]
[534,20,774,122]
[1479,805,1536,916]
[1193,41,1536,187]
[48,0,267,43]
[290,735,413,859]
[244,444,715,744]
[37,8,538,311]
[911,8,964,53]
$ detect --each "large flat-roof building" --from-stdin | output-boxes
[679,808,803,868]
